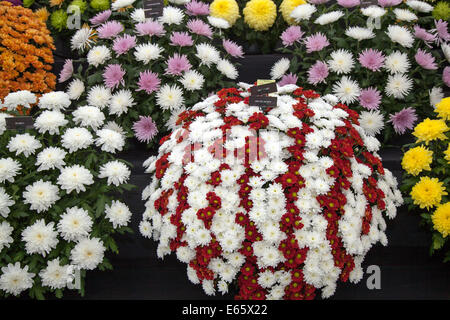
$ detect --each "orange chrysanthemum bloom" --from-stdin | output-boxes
[0,1,56,114]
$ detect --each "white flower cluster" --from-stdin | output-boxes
[139,84,403,299]
[0,91,133,297]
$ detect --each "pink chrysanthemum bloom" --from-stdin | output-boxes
[103,64,125,89]
[415,49,437,70]
[97,21,124,39]
[389,107,418,134]
[304,33,330,53]
[166,54,191,76]
[90,10,112,26]
[413,25,437,48]
[186,0,210,16]
[133,116,158,143]
[378,0,401,7]
[170,32,194,47]
[359,87,382,110]
[337,0,360,8]
[137,71,161,94]
[281,26,304,47]
[278,73,298,87]
[59,59,73,83]
[222,39,244,58]
[113,34,136,56]
[135,21,165,37]
[432,20,450,45]
[307,61,329,85]
[358,49,385,72]
[188,19,213,38]
[443,66,450,87]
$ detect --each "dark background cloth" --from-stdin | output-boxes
[52,54,450,300]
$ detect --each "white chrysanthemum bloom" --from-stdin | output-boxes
[156,84,185,110]
[73,105,105,130]
[111,0,135,10]
[109,89,135,116]
[139,220,153,238]
[181,70,205,91]
[328,49,354,74]
[105,200,132,228]
[0,157,21,183]
[195,43,221,67]
[38,92,71,111]
[0,262,34,296]
[21,219,58,256]
[393,8,418,22]
[0,221,13,250]
[160,6,185,25]
[359,110,384,136]
[0,188,14,218]
[361,5,386,18]
[61,127,94,153]
[34,110,68,135]
[98,160,130,186]
[102,121,125,136]
[57,207,93,242]
[385,73,413,99]
[345,27,375,41]
[314,11,344,25]
[23,180,60,213]
[207,16,230,29]
[406,0,433,13]
[95,128,125,153]
[332,76,360,104]
[71,26,95,51]
[386,25,414,48]
[36,147,67,171]
[87,85,111,109]
[134,43,164,64]
[270,58,290,80]
[290,3,317,22]
[7,133,41,157]
[57,165,94,194]
[2,90,36,111]
[70,238,105,270]
[442,43,450,63]
[87,45,111,67]
[39,259,71,290]
[429,87,444,107]
[217,59,238,79]
[66,78,85,100]
[131,8,146,23]
[384,51,410,74]
[0,113,9,135]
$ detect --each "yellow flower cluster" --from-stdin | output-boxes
[210,0,240,25]
[432,202,450,238]
[0,1,56,114]
[401,145,433,176]
[435,97,450,121]
[410,177,447,210]
[243,0,277,31]
[412,118,448,145]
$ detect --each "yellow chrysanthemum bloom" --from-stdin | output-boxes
[35,8,50,22]
[210,0,240,26]
[279,0,306,25]
[411,177,448,210]
[412,118,449,145]
[435,97,450,120]
[432,202,450,237]
[243,0,277,31]
[444,143,450,163]
[401,145,433,176]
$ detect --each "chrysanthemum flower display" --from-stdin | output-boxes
[0,91,134,298]
[275,0,449,142]
[401,97,449,262]
[139,83,403,299]
[69,4,241,145]
[0,2,56,112]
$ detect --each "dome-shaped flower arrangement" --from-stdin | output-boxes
[401,97,449,262]
[274,0,449,143]
[0,90,134,299]
[68,4,243,145]
[139,83,403,299]
[0,1,56,113]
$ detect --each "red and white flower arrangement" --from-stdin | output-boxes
[139,83,403,299]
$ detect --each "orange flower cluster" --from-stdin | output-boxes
[0,1,56,114]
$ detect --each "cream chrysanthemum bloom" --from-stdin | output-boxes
[280,0,307,24]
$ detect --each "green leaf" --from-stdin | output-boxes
[432,232,446,251]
